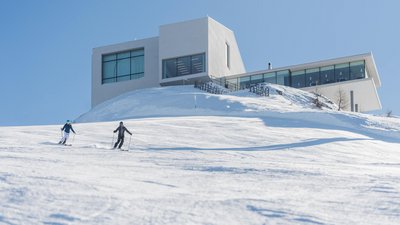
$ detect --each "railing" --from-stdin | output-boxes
[194,75,273,97]
[249,83,270,97]
[194,81,229,95]
[209,75,239,91]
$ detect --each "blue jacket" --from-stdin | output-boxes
[62,123,75,134]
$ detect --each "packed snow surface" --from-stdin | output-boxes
[1,85,400,225]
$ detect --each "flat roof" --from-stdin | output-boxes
[225,52,381,87]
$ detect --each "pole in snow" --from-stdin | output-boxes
[111,133,115,148]
[128,135,132,151]
[194,94,197,109]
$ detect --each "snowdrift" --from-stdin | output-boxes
[77,84,400,142]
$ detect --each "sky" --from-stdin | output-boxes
[0,0,399,126]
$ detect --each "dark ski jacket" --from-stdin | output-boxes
[114,125,132,138]
[61,123,75,134]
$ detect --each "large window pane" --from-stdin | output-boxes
[191,54,205,74]
[131,73,144,80]
[117,75,130,82]
[131,49,144,57]
[350,61,365,80]
[240,76,250,89]
[226,78,238,89]
[277,70,290,86]
[162,53,205,79]
[305,68,320,86]
[131,56,144,74]
[163,58,176,78]
[250,74,263,84]
[177,56,191,76]
[335,63,349,82]
[117,58,130,76]
[102,48,145,84]
[102,78,115,84]
[117,52,130,59]
[263,72,276,84]
[103,54,116,62]
[291,70,305,88]
[320,65,335,84]
[102,61,116,79]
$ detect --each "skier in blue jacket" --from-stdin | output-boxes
[113,121,132,149]
[59,120,76,145]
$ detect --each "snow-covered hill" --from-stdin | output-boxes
[77,84,400,141]
[1,85,400,225]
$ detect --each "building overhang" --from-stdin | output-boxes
[225,52,381,88]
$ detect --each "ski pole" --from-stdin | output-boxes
[111,133,115,148]
[128,134,132,151]
[72,133,76,143]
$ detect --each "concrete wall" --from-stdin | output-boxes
[208,17,246,78]
[301,78,381,112]
[159,18,209,85]
[92,37,159,107]
[158,17,246,85]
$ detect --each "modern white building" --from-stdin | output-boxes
[92,17,381,112]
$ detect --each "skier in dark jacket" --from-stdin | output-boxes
[113,121,132,149]
[59,120,76,145]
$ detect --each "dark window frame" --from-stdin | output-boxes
[162,53,206,79]
[101,48,145,84]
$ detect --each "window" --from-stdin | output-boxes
[101,48,144,84]
[162,53,206,79]
[335,63,350,82]
[320,65,335,84]
[277,70,290,86]
[305,68,320,87]
[350,61,365,80]
[226,43,230,69]
[250,74,263,84]
[177,56,191,76]
[263,72,276,84]
[291,70,305,88]
[239,76,251,89]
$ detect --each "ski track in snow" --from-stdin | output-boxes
[1,85,400,225]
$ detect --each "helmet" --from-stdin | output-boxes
[67,120,71,124]
[119,121,123,125]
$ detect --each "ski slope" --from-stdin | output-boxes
[1,85,400,225]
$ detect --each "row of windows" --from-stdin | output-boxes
[226,60,366,89]
[102,49,145,84]
[162,53,206,79]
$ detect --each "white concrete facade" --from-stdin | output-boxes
[92,17,245,107]
[91,17,382,112]
[92,37,159,107]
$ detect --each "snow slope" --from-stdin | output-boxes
[1,85,400,225]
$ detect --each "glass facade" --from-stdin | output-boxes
[239,76,250,89]
[277,70,290,86]
[102,48,144,84]
[350,61,365,80]
[229,60,366,90]
[320,65,335,84]
[335,63,350,82]
[305,68,320,87]
[291,70,305,88]
[162,53,205,79]
[263,72,276,84]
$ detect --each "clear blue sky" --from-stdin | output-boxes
[1,0,399,126]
